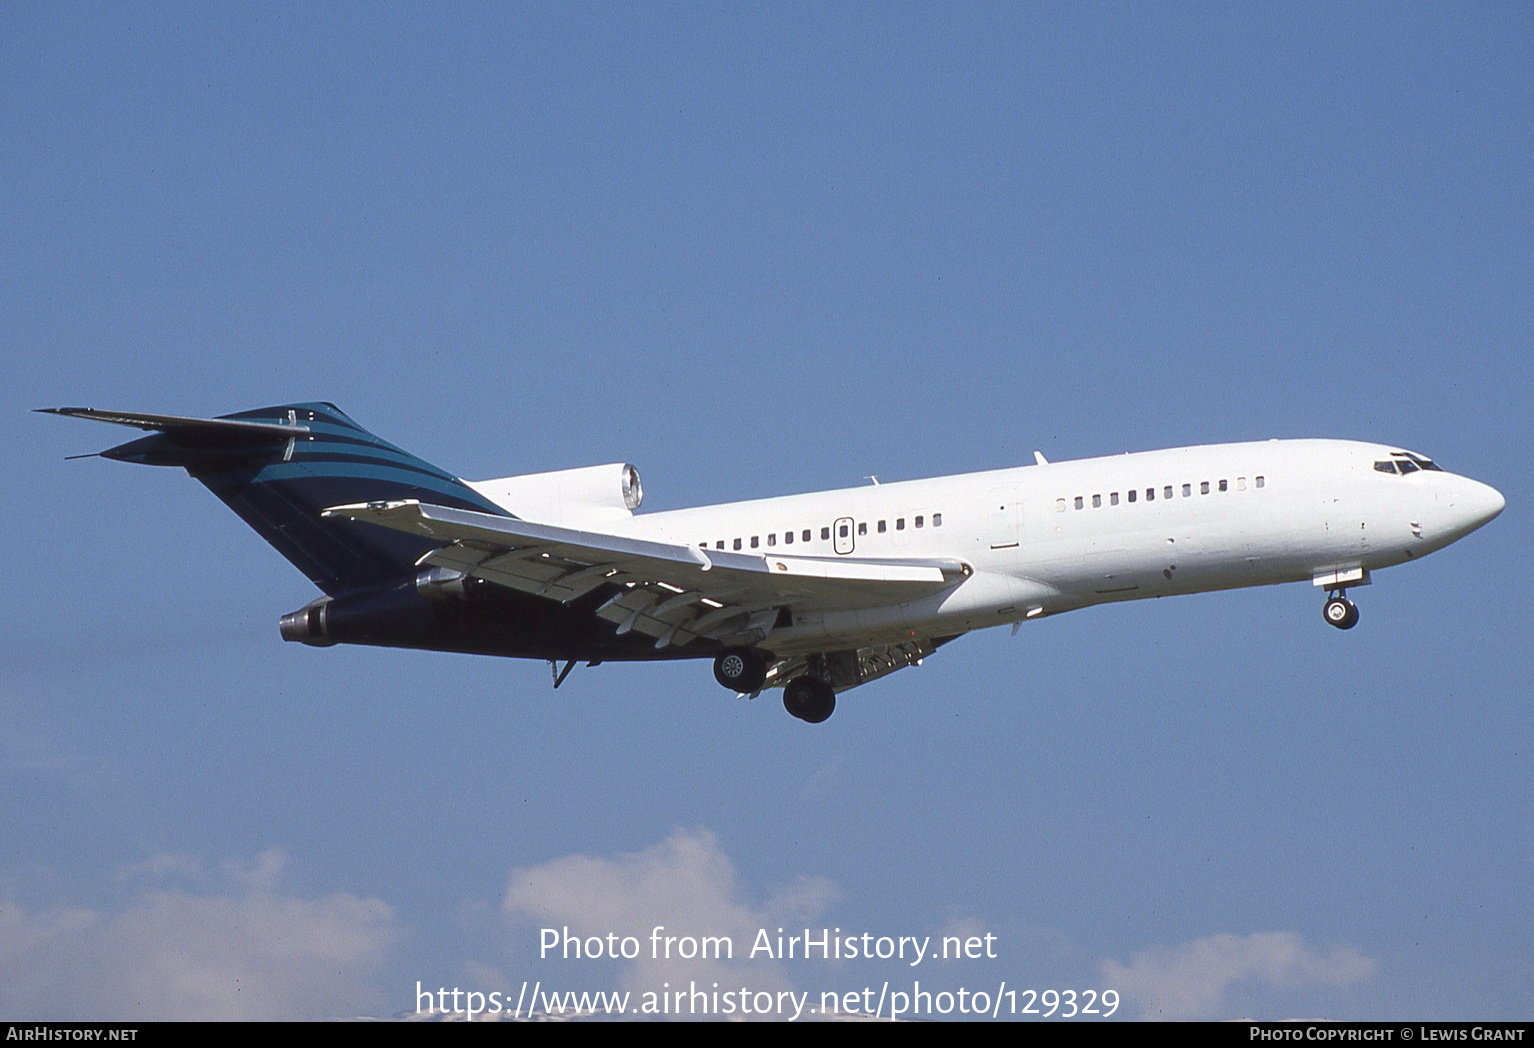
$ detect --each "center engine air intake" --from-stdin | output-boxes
[465,462,642,524]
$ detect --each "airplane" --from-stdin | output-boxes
[41,402,1504,723]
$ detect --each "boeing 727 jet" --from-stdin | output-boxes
[43,403,1504,723]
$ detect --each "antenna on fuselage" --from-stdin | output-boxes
[1033,451,1048,466]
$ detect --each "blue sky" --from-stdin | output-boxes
[3,3,1530,1020]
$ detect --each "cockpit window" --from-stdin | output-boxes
[1382,451,1444,474]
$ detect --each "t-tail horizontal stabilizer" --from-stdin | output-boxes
[37,406,310,465]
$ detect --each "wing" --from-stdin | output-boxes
[323,499,970,650]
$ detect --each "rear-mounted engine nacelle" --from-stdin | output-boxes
[415,567,472,601]
[279,597,334,646]
[279,587,434,647]
[465,462,642,524]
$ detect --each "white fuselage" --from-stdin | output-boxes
[575,439,1502,656]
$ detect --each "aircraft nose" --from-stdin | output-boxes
[1450,477,1505,535]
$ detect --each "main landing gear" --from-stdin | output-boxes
[712,647,837,723]
[783,676,836,724]
[713,647,768,693]
[1323,590,1359,630]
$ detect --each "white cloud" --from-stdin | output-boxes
[1102,931,1376,1020]
[502,828,837,1017]
[0,850,397,1020]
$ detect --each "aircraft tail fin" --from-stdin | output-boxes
[42,402,506,595]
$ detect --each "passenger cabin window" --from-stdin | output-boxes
[784,531,794,544]
[750,536,759,548]
[859,522,868,535]
[1092,494,1102,508]
[878,519,888,532]
[1237,477,1247,490]
[1164,486,1174,499]
[1200,481,1210,494]
[1110,492,1119,505]
[914,516,924,528]
[820,527,830,540]
[1074,496,1084,510]
[1146,487,1155,501]
[1219,479,1228,491]
[1128,489,1137,502]
[1182,483,1191,497]
[896,518,906,530]
[1256,476,1265,488]
[933,513,942,526]
[802,530,811,542]
[767,534,776,546]
[733,539,742,550]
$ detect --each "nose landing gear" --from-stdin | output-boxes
[1323,590,1359,630]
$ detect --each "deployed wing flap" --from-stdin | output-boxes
[595,587,710,647]
[417,541,617,600]
[324,500,969,646]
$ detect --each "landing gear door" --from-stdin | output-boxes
[833,516,855,555]
[988,486,1021,550]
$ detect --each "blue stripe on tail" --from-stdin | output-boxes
[104,403,505,595]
